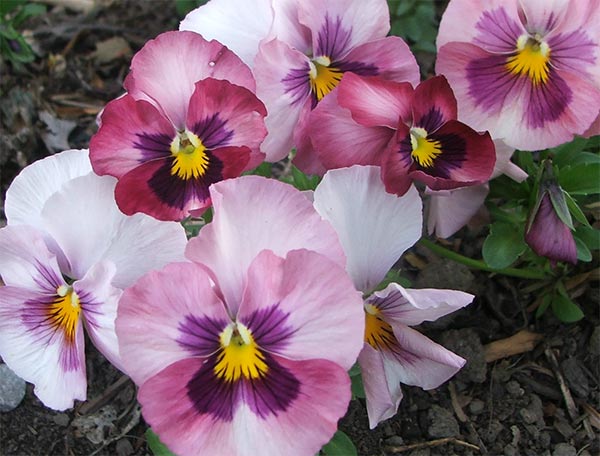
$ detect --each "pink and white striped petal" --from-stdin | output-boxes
[238,249,364,370]
[124,31,256,129]
[186,176,346,313]
[313,165,422,292]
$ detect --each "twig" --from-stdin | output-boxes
[384,437,480,453]
[484,330,543,363]
[449,382,468,423]
[78,375,131,415]
[544,347,578,421]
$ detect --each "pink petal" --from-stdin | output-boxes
[358,344,401,429]
[238,249,364,370]
[381,124,415,196]
[491,139,528,181]
[412,76,458,133]
[124,31,256,129]
[314,165,422,292]
[5,149,91,228]
[185,176,346,313]
[139,356,351,456]
[337,73,413,128]
[90,95,175,179]
[426,184,489,238]
[116,261,229,385]
[309,88,395,170]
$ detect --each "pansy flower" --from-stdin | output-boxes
[313,165,473,428]
[311,74,496,195]
[0,150,187,410]
[90,31,267,221]
[436,0,600,150]
[181,0,420,169]
[117,176,363,455]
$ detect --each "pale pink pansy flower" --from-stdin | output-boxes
[436,0,600,151]
[313,165,473,428]
[116,176,364,455]
[0,150,187,410]
[181,0,420,169]
[90,31,267,221]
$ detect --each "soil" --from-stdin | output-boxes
[1,1,599,455]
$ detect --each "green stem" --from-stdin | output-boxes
[418,238,549,280]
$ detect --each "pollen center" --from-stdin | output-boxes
[214,322,268,382]
[309,56,343,102]
[170,129,210,180]
[364,304,397,351]
[506,34,550,85]
[48,285,81,343]
[410,127,442,168]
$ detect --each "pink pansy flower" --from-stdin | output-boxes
[427,139,528,238]
[117,176,364,455]
[311,74,496,195]
[0,150,187,410]
[436,0,600,151]
[313,165,473,428]
[181,0,420,169]
[90,31,267,221]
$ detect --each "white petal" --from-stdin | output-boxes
[313,165,423,292]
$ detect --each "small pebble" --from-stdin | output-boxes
[52,413,70,427]
[468,399,485,415]
[427,405,459,438]
[504,444,518,456]
[552,443,577,456]
[0,364,26,412]
[505,380,524,397]
[384,436,404,446]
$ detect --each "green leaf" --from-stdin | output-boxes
[290,165,321,191]
[145,429,177,456]
[575,225,600,251]
[571,151,600,166]
[482,221,527,269]
[551,137,588,168]
[559,163,600,195]
[321,431,357,456]
[174,0,207,17]
[548,187,574,230]
[244,161,272,177]
[564,192,591,227]
[350,371,365,399]
[551,294,584,323]
[12,3,46,28]
[574,236,592,262]
[0,0,25,16]
[535,294,552,319]
[372,268,411,292]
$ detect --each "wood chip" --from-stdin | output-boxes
[484,330,543,362]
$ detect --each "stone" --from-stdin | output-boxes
[504,444,518,456]
[505,380,524,397]
[440,328,487,383]
[552,443,577,456]
[560,358,590,398]
[52,413,70,427]
[468,399,485,415]
[590,326,600,356]
[414,259,475,292]
[0,364,26,412]
[427,404,460,438]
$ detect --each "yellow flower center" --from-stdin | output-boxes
[505,34,551,85]
[364,304,397,351]
[48,285,81,343]
[410,127,442,168]
[214,322,269,382]
[309,56,343,102]
[170,129,210,180]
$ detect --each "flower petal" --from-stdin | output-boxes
[124,31,256,129]
[368,282,474,326]
[186,176,346,312]
[139,356,351,456]
[491,139,527,181]
[117,261,229,385]
[412,76,458,133]
[5,149,91,227]
[238,249,364,370]
[314,165,423,292]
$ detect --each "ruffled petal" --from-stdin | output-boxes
[179,0,274,67]
[186,176,346,312]
[124,31,256,129]
[491,139,527,181]
[39,173,187,285]
[426,185,489,238]
[337,73,413,128]
[358,344,400,429]
[90,95,175,179]
[0,286,86,410]
[139,356,351,456]
[298,0,390,59]
[5,149,91,227]
[412,76,458,133]
[238,249,364,370]
[254,39,312,162]
[116,261,229,385]
[313,165,422,292]
[309,88,395,170]
[367,282,474,326]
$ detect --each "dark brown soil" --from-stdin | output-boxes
[1,2,599,455]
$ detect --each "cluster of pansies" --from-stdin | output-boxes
[1,0,599,454]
